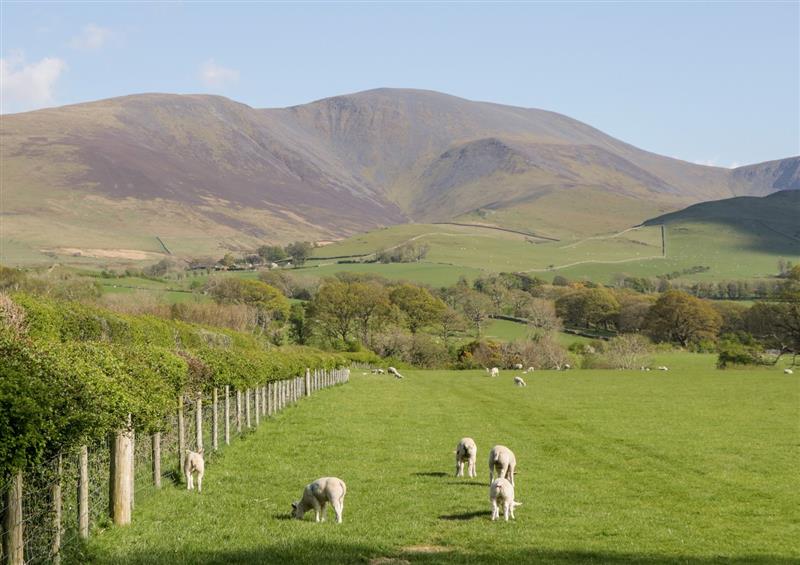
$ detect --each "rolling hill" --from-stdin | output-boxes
[1,88,797,264]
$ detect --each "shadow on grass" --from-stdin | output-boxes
[412,471,448,477]
[438,510,491,521]
[87,543,800,565]
[446,480,485,487]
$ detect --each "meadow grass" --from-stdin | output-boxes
[86,354,799,564]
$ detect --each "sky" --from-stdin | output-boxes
[2,1,798,167]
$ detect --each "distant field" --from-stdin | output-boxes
[87,354,799,564]
[308,220,798,286]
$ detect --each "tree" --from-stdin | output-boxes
[438,307,467,346]
[309,278,392,345]
[204,278,290,332]
[389,284,446,333]
[604,334,652,369]
[219,253,237,268]
[556,288,620,329]
[523,298,562,336]
[457,289,493,337]
[257,245,287,263]
[644,291,722,347]
[285,241,314,266]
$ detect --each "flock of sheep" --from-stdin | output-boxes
[181,362,796,525]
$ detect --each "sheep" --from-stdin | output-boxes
[388,366,404,379]
[372,368,385,375]
[514,376,527,387]
[485,367,500,378]
[523,366,535,373]
[785,368,794,375]
[657,366,669,371]
[488,445,516,486]
[513,363,523,370]
[455,437,478,478]
[490,477,521,521]
[184,448,205,493]
[563,364,571,370]
[291,477,347,523]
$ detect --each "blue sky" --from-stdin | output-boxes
[2,2,798,167]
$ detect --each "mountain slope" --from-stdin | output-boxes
[2,88,797,264]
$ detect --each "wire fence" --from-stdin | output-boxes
[0,368,350,564]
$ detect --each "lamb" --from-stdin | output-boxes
[388,366,404,379]
[514,376,527,387]
[455,437,478,478]
[513,363,523,370]
[488,445,516,486]
[372,368,385,375]
[563,364,571,370]
[485,367,500,378]
[657,366,669,371]
[490,477,521,521]
[523,366,535,373]
[785,368,794,375]
[291,477,347,523]
[184,448,205,492]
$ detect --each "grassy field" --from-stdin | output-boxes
[87,354,798,564]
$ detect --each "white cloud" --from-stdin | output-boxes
[0,52,67,114]
[199,59,239,89]
[69,23,114,50]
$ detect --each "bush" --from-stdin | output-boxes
[717,334,766,368]
[603,334,653,370]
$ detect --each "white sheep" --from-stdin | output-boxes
[513,363,523,370]
[523,366,535,373]
[785,368,794,375]
[455,437,478,478]
[372,368,385,375]
[292,477,347,523]
[657,366,669,371]
[514,376,527,387]
[487,367,499,378]
[184,448,205,493]
[490,477,521,521]
[388,366,404,379]
[563,364,571,370]
[488,445,516,486]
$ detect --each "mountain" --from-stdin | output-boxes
[2,88,797,263]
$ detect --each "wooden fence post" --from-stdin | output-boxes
[195,394,203,451]
[2,469,24,565]
[224,385,230,445]
[305,368,311,397]
[255,386,261,426]
[212,388,219,452]
[236,389,242,434]
[130,428,135,512]
[51,453,63,565]
[152,433,161,489]
[78,445,88,539]
[266,382,273,416]
[109,414,133,525]
[246,388,252,429]
[261,386,266,416]
[177,395,186,473]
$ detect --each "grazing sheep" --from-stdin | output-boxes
[486,367,499,378]
[524,366,535,373]
[184,448,205,492]
[292,477,347,523]
[513,363,523,370]
[455,437,478,478]
[372,368,385,374]
[657,366,669,371]
[488,445,517,486]
[563,364,571,370]
[388,366,404,379]
[514,376,527,387]
[490,477,521,521]
[785,368,794,375]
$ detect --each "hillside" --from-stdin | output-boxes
[2,88,798,264]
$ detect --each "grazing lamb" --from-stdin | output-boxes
[388,366,404,379]
[513,363,523,370]
[524,366,535,373]
[455,437,478,478]
[372,368,385,375]
[657,366,669,371]
[785,368,794,375]
[490,477,521,521]
[514,376,527,387]
[184,448,205,492]
[563,364,571,370]
[488,445,517,486]
[292,477,347,523]
[486,367,500,378]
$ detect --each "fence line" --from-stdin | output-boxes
[0,367,350,565]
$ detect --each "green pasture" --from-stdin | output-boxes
[87,354,799,564]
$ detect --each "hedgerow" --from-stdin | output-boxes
[0,293,346,480]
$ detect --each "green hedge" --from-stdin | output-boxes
[0,293,345,480]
